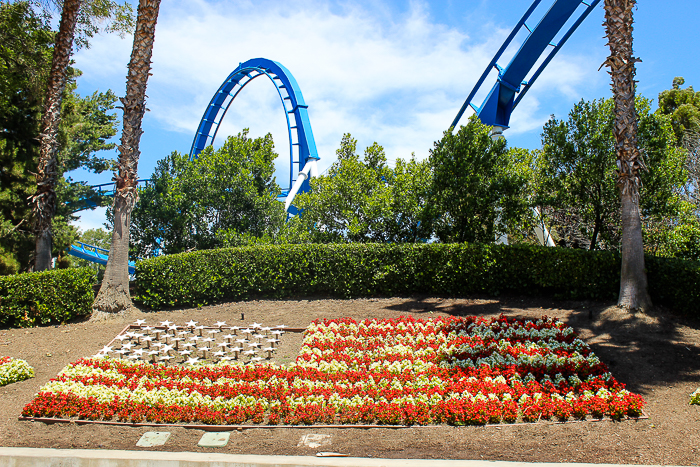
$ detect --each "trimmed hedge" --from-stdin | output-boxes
[135,243,700,316]
[135,243,623,306]
[0,268,96,328]
[646,255,700,316]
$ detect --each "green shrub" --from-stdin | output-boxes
[646,255,700,315]
[691,388,700,406]
[135,243,700,316]
[0,268,96,328]
[135,243,623,308]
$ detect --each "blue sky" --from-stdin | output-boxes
[68,0,700,232]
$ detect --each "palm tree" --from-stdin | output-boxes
[92,0,161,315]
[31,0,82,271]
[602,0,652,310]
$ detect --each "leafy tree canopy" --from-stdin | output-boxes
[425,116,531,244]
[536,97,686,250]
[290,134,431,244]
[23,0,134,49]
[657,77,700,145]
[0,1,118,273]
[129,130,287,257]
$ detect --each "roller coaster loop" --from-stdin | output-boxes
[190,58,320,215]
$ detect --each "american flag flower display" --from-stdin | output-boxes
[22,316,644,426]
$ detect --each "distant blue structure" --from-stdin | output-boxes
[67,58,321,266]
[452,0,601,133]
[190,58,320,215]
[67,179,152,213]
[69,241,135,274]
[65,180,152,269]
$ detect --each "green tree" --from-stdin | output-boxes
[30,0,132,271]
[657,79,700,209]
[0,1,52,273]
[682,129,700,207]
[79,226,111,249]
[537,97,686,251]
[385,155,432,242]
[643,200,700,262]
[54,79,118,218]
[657,77,700,145]
[292,134,431,243]
[425,116,530,244]
[537,99,616,249]
[130,130,286,257]
[0,1,118,273]
[26,0,134,48]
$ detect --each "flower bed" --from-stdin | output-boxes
[22,315,645,426]
[0,356,35,387]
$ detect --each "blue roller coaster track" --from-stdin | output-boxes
[67,58,319,267]
[67,0,600,270]
[67,180,152,213]
[452,0,600,133]
[69,241,136,274]
[66,180,152,274]
[191,58,320,215]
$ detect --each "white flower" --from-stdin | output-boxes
[0,358,34,387]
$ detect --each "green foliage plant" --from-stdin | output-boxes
[28,0,135,50]
[645,254,700,317]
[135,242,700,316]
[691,388,700,406]
[536,97,686,251]
[425,116,531,244]
[134,243,620,308]
[129,130,286,257]
[0,357,35,386]
[0,267,95,328]
[657,77,700,145]
[643,200,700,261]
[0,2,120,271]
[292,134,431,243]
[0,1,53,271]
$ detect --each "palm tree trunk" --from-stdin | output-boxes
[31,0,82,271]
[602,0,652,311]
[92,0,161,316]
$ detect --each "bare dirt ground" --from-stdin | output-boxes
[1,295,699,465]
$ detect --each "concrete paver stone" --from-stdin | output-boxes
[136,432,171,447]
[198,432,231,448]
[298,434,332,449]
